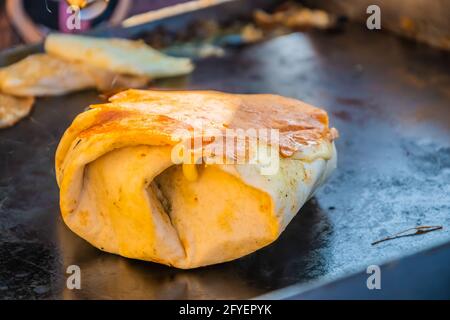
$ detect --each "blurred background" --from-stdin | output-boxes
[0,0,449,50]
[0,0,192,48]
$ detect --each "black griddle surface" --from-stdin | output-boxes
[1,24,449,299]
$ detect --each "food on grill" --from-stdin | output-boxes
[56,89,338,269]
[254,2,336,31]
[138,3,338,55]
[0,93,34,128]
[0,33,193,101]
[0,53,149,97]
[45,34,194,78]
[0,53,96,96]
[86,68,149,93]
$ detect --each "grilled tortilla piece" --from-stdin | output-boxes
[0,93,34,129]
[56,89,338,269]
[0,53,149,97]
[0,54,95,96]
[45,34,194,78]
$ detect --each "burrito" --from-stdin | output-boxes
[56,89,338,269]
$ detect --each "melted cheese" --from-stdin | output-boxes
[182,163,199,182]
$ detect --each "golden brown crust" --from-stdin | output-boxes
[65,89,337,160]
